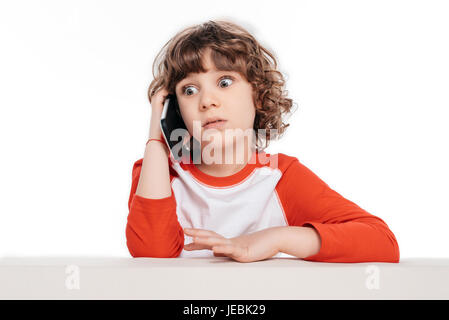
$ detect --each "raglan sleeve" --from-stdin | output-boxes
[125,156,184,258]
[278,157,400,263]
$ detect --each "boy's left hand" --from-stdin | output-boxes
[183,227,281,263]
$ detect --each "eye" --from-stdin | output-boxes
[218,76,234,88]
[183,86,198,96]
[181,75,234,96]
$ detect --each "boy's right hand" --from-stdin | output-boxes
[150,87,170,116]
[148,87,170,140]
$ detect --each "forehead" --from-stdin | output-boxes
[182,67,233,78]
[175,48,246,87]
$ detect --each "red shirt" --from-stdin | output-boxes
[126,150,400,263]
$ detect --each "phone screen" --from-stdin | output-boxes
[160,94,189,161]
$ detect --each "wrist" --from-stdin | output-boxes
[145,138,169,158]
[149,118,163,140]
[276,226,321,259]
[148,129,163,141]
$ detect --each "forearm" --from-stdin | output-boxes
[275,226,321,259]
[135,111,172,199]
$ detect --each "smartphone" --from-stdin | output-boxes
[160,94,189,162]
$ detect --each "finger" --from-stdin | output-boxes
[184,242,210,251]
[184,228,213,237]
[184,228,222,238]
[193,236,230,247]
[150,87,169,105]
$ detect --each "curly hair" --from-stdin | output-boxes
[148,19,297,151]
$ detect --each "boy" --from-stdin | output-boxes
[126,20,399,263]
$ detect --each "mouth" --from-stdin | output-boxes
[203,119,228,129]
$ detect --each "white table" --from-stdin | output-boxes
[1,257,448,299]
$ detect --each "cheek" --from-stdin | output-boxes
[235,104,256,128]
[178,104,191,125]
[180,112,201,137]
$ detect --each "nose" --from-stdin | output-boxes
[200,92,220,110]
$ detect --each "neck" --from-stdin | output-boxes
[195,140,256,177]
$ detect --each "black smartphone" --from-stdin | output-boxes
[160,94,189,161]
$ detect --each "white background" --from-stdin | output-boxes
[0,0,448,259]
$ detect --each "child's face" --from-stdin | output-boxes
[175,48,258,153]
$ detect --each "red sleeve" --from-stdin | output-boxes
[276,157,400,263]
[125,156,184,258]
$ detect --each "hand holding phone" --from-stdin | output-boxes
[149,87,170,115]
